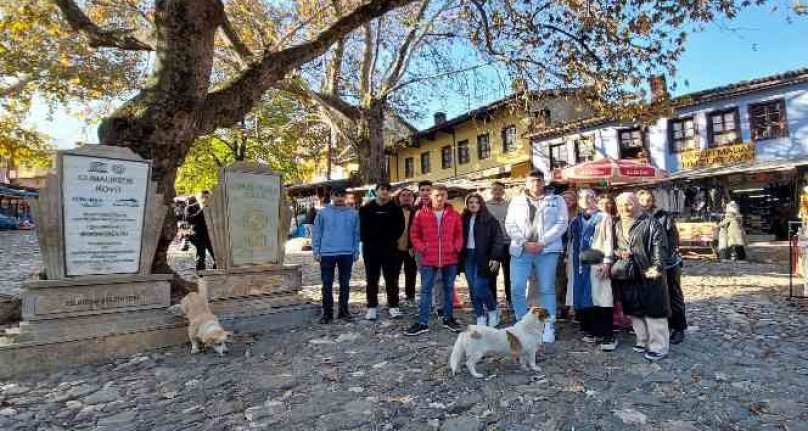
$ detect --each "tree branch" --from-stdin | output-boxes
[359,23,375,102]
[52,0,155,51]
[219,4,254,62]
[381,0,432,95]
[276,80,362,120]
[198,0,417,135]
[388,62,491,93]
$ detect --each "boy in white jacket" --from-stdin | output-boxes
[505,171,568,343]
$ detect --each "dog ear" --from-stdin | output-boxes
[469,330,483,340]
[506,331,523,355]
[531,307,550,320]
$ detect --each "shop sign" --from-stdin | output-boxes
[680,143,755,170]
[677,222,716,243]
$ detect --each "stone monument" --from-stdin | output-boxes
[199,162,317,331]
[0,146,185,377]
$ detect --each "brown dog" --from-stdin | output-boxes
[178,291,232,356]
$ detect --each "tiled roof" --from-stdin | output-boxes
[529,67,808,140]
[408,88,584,140]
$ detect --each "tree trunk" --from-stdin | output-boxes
[97,0,222,292]
[356,99,388,184]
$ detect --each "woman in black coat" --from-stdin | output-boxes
[461,193,505,327]
[613,192,670,362]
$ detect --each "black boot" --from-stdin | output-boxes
[319,314,333,324]
[670,329,685,345]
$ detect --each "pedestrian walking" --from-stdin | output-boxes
[405,184,464,335]
[486,181,511,306]
[504,170,569,343]
[718,201,748,261]
[612,192,670,361]
[567,189,617,351]
[185,191,215,270]
[312,187,360,324]
[638,190,687,345]
[461,193,505,327]
[394,188,418,305]
[359,183,406,321]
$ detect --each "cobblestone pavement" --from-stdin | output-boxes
[0,231,40,297]
[1,232,807,430]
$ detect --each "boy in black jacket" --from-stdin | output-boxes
[360,183,405,320]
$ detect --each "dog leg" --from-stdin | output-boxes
[466,353,485,378]
[188,326,200,354]
[526,349,541,372]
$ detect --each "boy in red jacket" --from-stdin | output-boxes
[405,184,464,335]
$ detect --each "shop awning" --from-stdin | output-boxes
[666,156,808,181]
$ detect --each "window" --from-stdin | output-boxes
[668,117,698,153]
[573,136,596,163]
[535,108,552,126]
[749,99,788,141]
[457,140,470,164]
[441,145,453,169]
[420,152,431,174]
[502,125,517,153]
[477,134,491,160]
[707,108,740,147]
[404,157,414,178]
[618,127,646,159]
[548,142,568,169]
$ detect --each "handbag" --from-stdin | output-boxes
[580,248,605,265]
[610,257,636,281]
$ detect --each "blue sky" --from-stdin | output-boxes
[27,4,808,148]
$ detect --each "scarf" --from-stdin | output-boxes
[571,211,603,310]
[618,216,636,250]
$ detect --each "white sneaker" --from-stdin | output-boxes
[487,310,500,327]
[388,307,403,319]
[365,308,378,321]
[476,316,487,326]
[542,324,556,344]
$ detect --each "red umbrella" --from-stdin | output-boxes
[552,158,667,185]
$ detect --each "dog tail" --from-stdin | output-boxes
[448,332,466,375]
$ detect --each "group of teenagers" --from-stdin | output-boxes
[311,170,687,361]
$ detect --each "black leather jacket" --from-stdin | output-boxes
[615,213,670,318]
[651,208,681,268]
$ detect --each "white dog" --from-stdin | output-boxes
[449,307,549,378]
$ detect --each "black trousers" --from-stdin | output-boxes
[395,250,418,300]
[666,266,687,331]
[491,253,511,304]
[364,245,399,308]
[191,235,215,270]
[579,307,614,339]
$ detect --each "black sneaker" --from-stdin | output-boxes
[442,318,462,333]
[670,330,685,345]
[405,323,429,336]
[337,312,354,323]
[319,315,333,324]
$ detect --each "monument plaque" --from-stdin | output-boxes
[61,154,150,276]
[224,171,281,266]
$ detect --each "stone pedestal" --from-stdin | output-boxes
[19,274,177,343]
[199,264,318,333]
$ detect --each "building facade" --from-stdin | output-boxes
[530,68,808,239]
[388,90,592,183]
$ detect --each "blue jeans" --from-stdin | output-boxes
[464,250,497,317]
[510,252,561,321]
[418,265,457,324]
[320,255,353,317]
